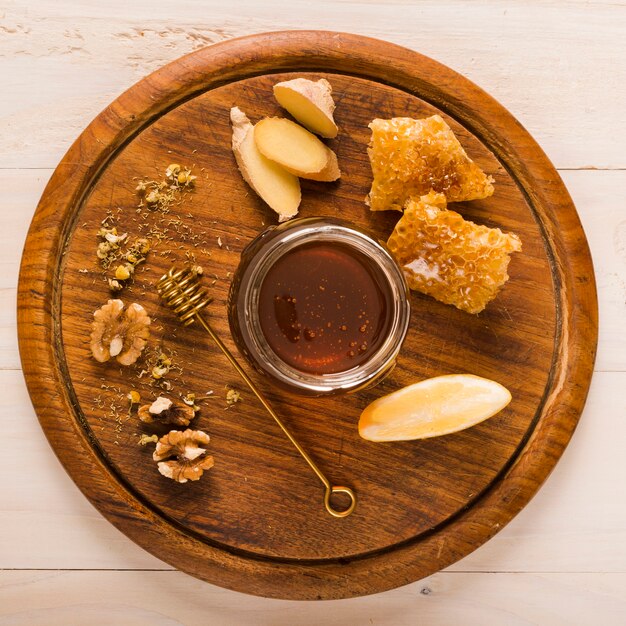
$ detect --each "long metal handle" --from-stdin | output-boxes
[195,313,356,518]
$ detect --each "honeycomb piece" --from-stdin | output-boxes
[387,191,522,314]
[367,115,495,211]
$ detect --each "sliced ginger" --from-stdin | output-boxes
[273,78,338,138]
[254,117,340,182]
[230,107,301,223]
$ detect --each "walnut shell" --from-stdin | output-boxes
[153,429,214,483]
[90,299,151,365]
[138,396,195,427]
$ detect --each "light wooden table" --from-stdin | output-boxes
[2,1,625,623]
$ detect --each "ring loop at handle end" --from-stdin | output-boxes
[324,486,357,518]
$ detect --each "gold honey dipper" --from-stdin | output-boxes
[157,266,356,518]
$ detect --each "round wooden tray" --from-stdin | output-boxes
[17,31,597,600]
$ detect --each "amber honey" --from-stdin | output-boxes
[258,241,392,375]
[228,218,410,396]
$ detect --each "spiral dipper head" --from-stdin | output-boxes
[157,266,212,327]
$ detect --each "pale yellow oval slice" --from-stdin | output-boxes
[358,374,512,442]
[273,78,339,139]
[254,117,330,176]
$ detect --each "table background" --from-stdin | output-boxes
[1,1,625,624]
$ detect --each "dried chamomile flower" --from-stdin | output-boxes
[138,433,158,446]
[115,264,133,281]
[177,170,196,186]
[108,278,123,292]
[151,352,172,380]
[101,228,128,245]
[153,429,214,483]
[138,396,196,427]
[96,227,127,269]
[166,162,196,187]
[226,388,241,405]
[145,190,161,205]
[165,163,181,179]
[128,390,141,405]
[135,163,195,215]
[108,238,151,292]
[181,392,200,413]
[90,299,151,365]
[97,241,112,260]
[125,238,150,266]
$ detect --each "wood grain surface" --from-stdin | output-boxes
[17,31,597,599]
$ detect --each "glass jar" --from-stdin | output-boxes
[228,218,410,395]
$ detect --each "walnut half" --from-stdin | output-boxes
[153,429,214,483]
[90,299,151,365]
[138,396,195,427]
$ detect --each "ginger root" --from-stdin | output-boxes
[230,107,301,223]
[254,117,340,182]
[273,78,338,138]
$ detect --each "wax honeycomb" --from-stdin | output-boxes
[387,191,522,314]
[367,115,495,212]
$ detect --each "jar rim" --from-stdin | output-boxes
[229,218,411,395]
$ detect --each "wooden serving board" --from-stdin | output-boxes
[17,31,597,600]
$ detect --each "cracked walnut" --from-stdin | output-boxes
[90,299,151,365]
[138,396,196,427]
[153,429,214,483]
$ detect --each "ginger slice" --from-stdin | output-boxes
[298,149,340,182]
[254,117,340,181]
[387,191,521,314]
[230,107,301,223]
[273,78,338,138]
[367,115,495,211]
